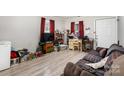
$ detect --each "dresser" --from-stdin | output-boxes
[69,39,82,51]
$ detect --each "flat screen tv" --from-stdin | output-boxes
[40,33,54,42]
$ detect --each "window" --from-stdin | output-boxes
[75,24,79,33]
[45,20,50,33]
[75,24,79,37]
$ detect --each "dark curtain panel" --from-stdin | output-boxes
[40,17,45,40]
[79,21,84,38]
[71,22,75,33]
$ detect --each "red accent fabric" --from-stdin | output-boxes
[50,20,55,33]
[71,22,75,33]
[40,17,45,39]
[50,20,55,41]
[11,51,17,59]
[79,21,84,38]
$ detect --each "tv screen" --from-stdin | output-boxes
[41,33,54,42]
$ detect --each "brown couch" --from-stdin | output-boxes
[63,44,124,76]
[105,55,124,76]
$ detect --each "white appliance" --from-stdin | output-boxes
[0,41,11,71]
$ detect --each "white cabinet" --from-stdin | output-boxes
[0,41,11,71]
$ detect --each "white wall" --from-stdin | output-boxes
[0,16,41,52]
[0,16,64,52]
[64,16,116,39]
[0,16,119,52]
[44,16,65,32]
[118,16,124,47]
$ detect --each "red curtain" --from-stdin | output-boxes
[50,20,55,41]
[50,20,55,33]
[71,22,75,33]
[40,17,45,40]
[79,21,84,38]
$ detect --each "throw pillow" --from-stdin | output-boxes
[85,56,109,69]
[99,48,107,58]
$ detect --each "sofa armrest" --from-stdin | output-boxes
[96,47,104,52]
[64,62,82,76]
[63,62,95,76]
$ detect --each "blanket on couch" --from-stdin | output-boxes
[106,44,124,56]
[76,44,124,76]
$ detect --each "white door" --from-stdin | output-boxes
[95,18,118,48]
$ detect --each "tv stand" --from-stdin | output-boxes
[43,42,54,53]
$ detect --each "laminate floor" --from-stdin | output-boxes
[0,50,87,76]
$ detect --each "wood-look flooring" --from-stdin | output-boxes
[0,50,87,76]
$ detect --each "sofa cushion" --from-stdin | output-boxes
[88,50,100,56]
[83,54,102,63]
[80,70,95,76]
[99,48,107,58]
